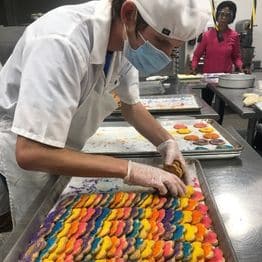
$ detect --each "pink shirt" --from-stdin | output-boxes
[192,27,243,73]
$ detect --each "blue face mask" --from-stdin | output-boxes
[123,32,172,76]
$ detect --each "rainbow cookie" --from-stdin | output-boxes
[80,208,95,223]
[73,194,90,208]
[195,223,207,242]
[127,220,140,238]
[90,237,103,258]
[162,208,174,224]
[123,220,133,235]
[191,191,204,202]
[115,192,130,208]
[203,133,220,139]
[123,207,132,220]
[64,237,76,256]
[56,194,78,210]
[83,194,97,208]
[184,223,198,242]
[204,230,218,246]
[191,241,204,262]
[177,128,192,134]
[154,197,168,210]
[209,247,225,262]
[147,220,158,240]
[92,193,104,207]
[184,135,200,141]
[173,242,183,260]
[98,221,112,237]
[194,122,208,128]
[114,236,128,258]
[65,208,82,223]
[114,220,126,237]
[139,194,154,208]
[37,222,54,239]
[199,127,214,133]
[152,222,165,241]
[162,223,176,240]
[172,224,184,241]
[67,221,80,238]
[95,236,112,259]
[125,192,137,207]
[174,123,188,129]
[193,139,209,146]
[179,197,189,209]
[107,236,121,258]
[48,221,64,239]
[181,210,193,224]
[140,219,151,239]
[201,215,212,229]
[163,240,174,259]
[192,210,204,224]
[115,208,125,220]
[74,236,92,261]
[196,203,208,215]
[183,242,193,261]
[152,240,164,259]
[156,209,166,222]
[209,138,225,145]
[172,210,183,224]
[202,242,215,259]
[36,237,57,261]
[22,238,47,262]
[141,239,155,259]
[47,236,68,261]
[185,185,195,198]
[56,223,71,239]
[185,199,198,211]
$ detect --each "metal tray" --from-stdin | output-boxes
[1,158,237,262]
[83,119,243,159]
[219,74,256,89]
[113,94,201,114]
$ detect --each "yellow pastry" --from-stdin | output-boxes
[177,128,191,134]
[199,127,214,133]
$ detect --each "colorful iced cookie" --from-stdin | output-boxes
[123,220,133,235]
[183,242,193,261]
[142,208,153,219]
[185,199,198,211]
[98,221,112,237]
[67,221,80,238]
[204,230,218,245]
[74,236,92,261]
[124,192,137,207]
[115,236,128,258]
[90,237,103,257]
[174,123,188,129]
[199,127,214,133]
[47,237,68,260]
[203,133,220,139]
[107,236,121,258]
[172,210,183,224]
[22,238,47,262]
[36,237,56,261]
[127,220,140,238]
[140,219,151,239]
[156,209,166,222]
[193,139,209,146]
[152,222,165,241]
[192,210,204,224]
[48,221,64,239]
[181,210,192,224]
[37,222,54,239]
[64,237,76,256]
[56,223,71,239]
[147,220,158,240]
[194,122,208,128]
[209,247,225,262]
[216,144,233,150]
[209,139,225,145]
[177,128,191,134]
[196,203,208,215]
[141,239,155,259]
[184,223,198,242]
[152,240,164,259]
[124,238,136,258]
[173,242,183,260]
[201,215,212,229]
[195,146,208,150]
[173,224,184,241]
[191,241,204,262]
[195,223,207,242]
[80,208,95,223]
[140,194,154,208]
[163,241,174,259]
[202,242,215,259]
[151,194,161,208]
[184,135,199,141]
[115,220,126,237]
[179,197,189,209]
[56,194,78,210]
[65,208,82,223]
[162,223,176,240]
[83,194,97,208]
[73,195,90,208]
[115,192,130,208]
[93,193,104,207]
[154,197,168,209]
[99,193,112,206]
[191,191,204,202]
[95,236,112,259]
[164,160,184,178]
[162,208,174,224]
[115,208,125,220]
[123,207,132,220]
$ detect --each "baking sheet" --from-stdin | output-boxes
[83,119,243,159]
[140,94,201,112]
[3,159,237,262]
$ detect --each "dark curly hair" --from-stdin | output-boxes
[216,1,237,24]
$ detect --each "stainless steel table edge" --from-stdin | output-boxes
[1,176,70,262]
[2,158,237,262]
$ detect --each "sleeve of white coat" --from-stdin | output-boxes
[115,59,140,105]
[11,37,83,148]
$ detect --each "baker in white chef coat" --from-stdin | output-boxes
[0,0,209,232]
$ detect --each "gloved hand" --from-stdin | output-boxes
[124,160,186,196]
[157,139,189,175]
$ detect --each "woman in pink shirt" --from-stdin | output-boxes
[192,1,243,104]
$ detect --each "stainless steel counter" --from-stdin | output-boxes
[1,129,262,262]
[200,128,262,262]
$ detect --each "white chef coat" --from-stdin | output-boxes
[0,0,139,227]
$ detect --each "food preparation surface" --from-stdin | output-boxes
[83,119,242,159]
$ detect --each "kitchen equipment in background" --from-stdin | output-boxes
[218,74,255,89]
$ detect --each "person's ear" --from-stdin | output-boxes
[120,1,137,31]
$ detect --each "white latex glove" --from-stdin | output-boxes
[157,139,188,175]
[124,161,186,196]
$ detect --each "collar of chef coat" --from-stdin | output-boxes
[90,0,112,65]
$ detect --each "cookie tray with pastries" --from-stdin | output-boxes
[2,158,237,262]
[83,118,243,159]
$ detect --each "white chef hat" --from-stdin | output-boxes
[132,0,211,41]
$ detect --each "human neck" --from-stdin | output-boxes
[107,18,125,52]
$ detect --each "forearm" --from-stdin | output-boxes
[121,102,172,146]
[16,136,128,179]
